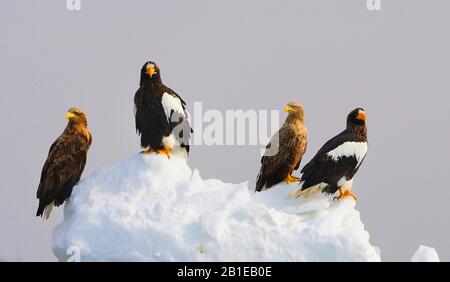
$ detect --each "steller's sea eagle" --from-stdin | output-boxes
[289,108,368,200]
[134,61,192,158]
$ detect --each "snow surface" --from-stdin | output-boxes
[411,245,440,262]
[53,152,382,262]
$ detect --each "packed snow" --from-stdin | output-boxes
[411,245,440,262]
[53,152,386,262]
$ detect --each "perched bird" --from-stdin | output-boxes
[134,61,192,158]
[36,108,92,219]
[289,108,368,200]
[256,102,308,192]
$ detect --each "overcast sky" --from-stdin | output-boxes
[0,0,449,261]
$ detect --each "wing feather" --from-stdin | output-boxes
[300,129,366,192]
[36,133,90,217]
[163,88,192,153]
[256,124,306,191]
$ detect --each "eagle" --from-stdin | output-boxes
[134,61,192,158]
[288,108,368,200]
[256,102,308,192]
[36,108,92,219]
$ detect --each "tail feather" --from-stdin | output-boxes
[43,202,54,220]
[36,202,45,218]
[36,201,54,220]
[255,169,266,192]
[288,182,327,199]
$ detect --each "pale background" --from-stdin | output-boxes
[0,0,449,261]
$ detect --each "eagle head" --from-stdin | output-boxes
[283,101,305,121]
[347,108,367,127]
[140,61,161,83]
[66,107,88,126]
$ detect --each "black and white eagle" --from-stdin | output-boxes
[134,61,192,158]
[289,108,368,201]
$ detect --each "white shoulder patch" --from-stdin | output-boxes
[326,141,368,165]
[161,93,185,122]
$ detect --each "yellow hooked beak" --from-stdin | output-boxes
[356,110,367,121]
[65,112,76,120]
[284,105,292,113]
[146,64,157,78]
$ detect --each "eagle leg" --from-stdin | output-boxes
[334,188,357,201]
[333,188,344,200]
[344,190,357,201]
[284,174,300,184]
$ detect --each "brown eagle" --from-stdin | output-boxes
[134,61,192,158]
[256,102,308,192]
[36,107,92,219]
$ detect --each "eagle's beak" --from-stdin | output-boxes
[356,110,367,121]
[284,106,292,113]
[66,112,76,120]
[146,64,157,78]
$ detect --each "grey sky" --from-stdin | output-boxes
[0,0,449,261]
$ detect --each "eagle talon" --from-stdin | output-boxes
[156,147,171,159]
[141,148,155,155]
[334,188,357,201]
[284,174,300,184]
[141,147,171,159]
[333,188,343,201]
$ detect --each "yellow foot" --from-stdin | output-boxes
[141,147,171,159]
[141,147,155,155]
[333,188,357,201]
[156,147,171,159]
[284,174,300,184]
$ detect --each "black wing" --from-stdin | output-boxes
[300,155,359,193]
[300,130,360,192]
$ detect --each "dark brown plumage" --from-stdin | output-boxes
[256,102,308,192]
[36,107,92,219]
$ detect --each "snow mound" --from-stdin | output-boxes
[411,245,440,262]
[53,152,380,262]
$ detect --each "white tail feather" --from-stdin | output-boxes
[288,183,327,199]
[43,202,54,220]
